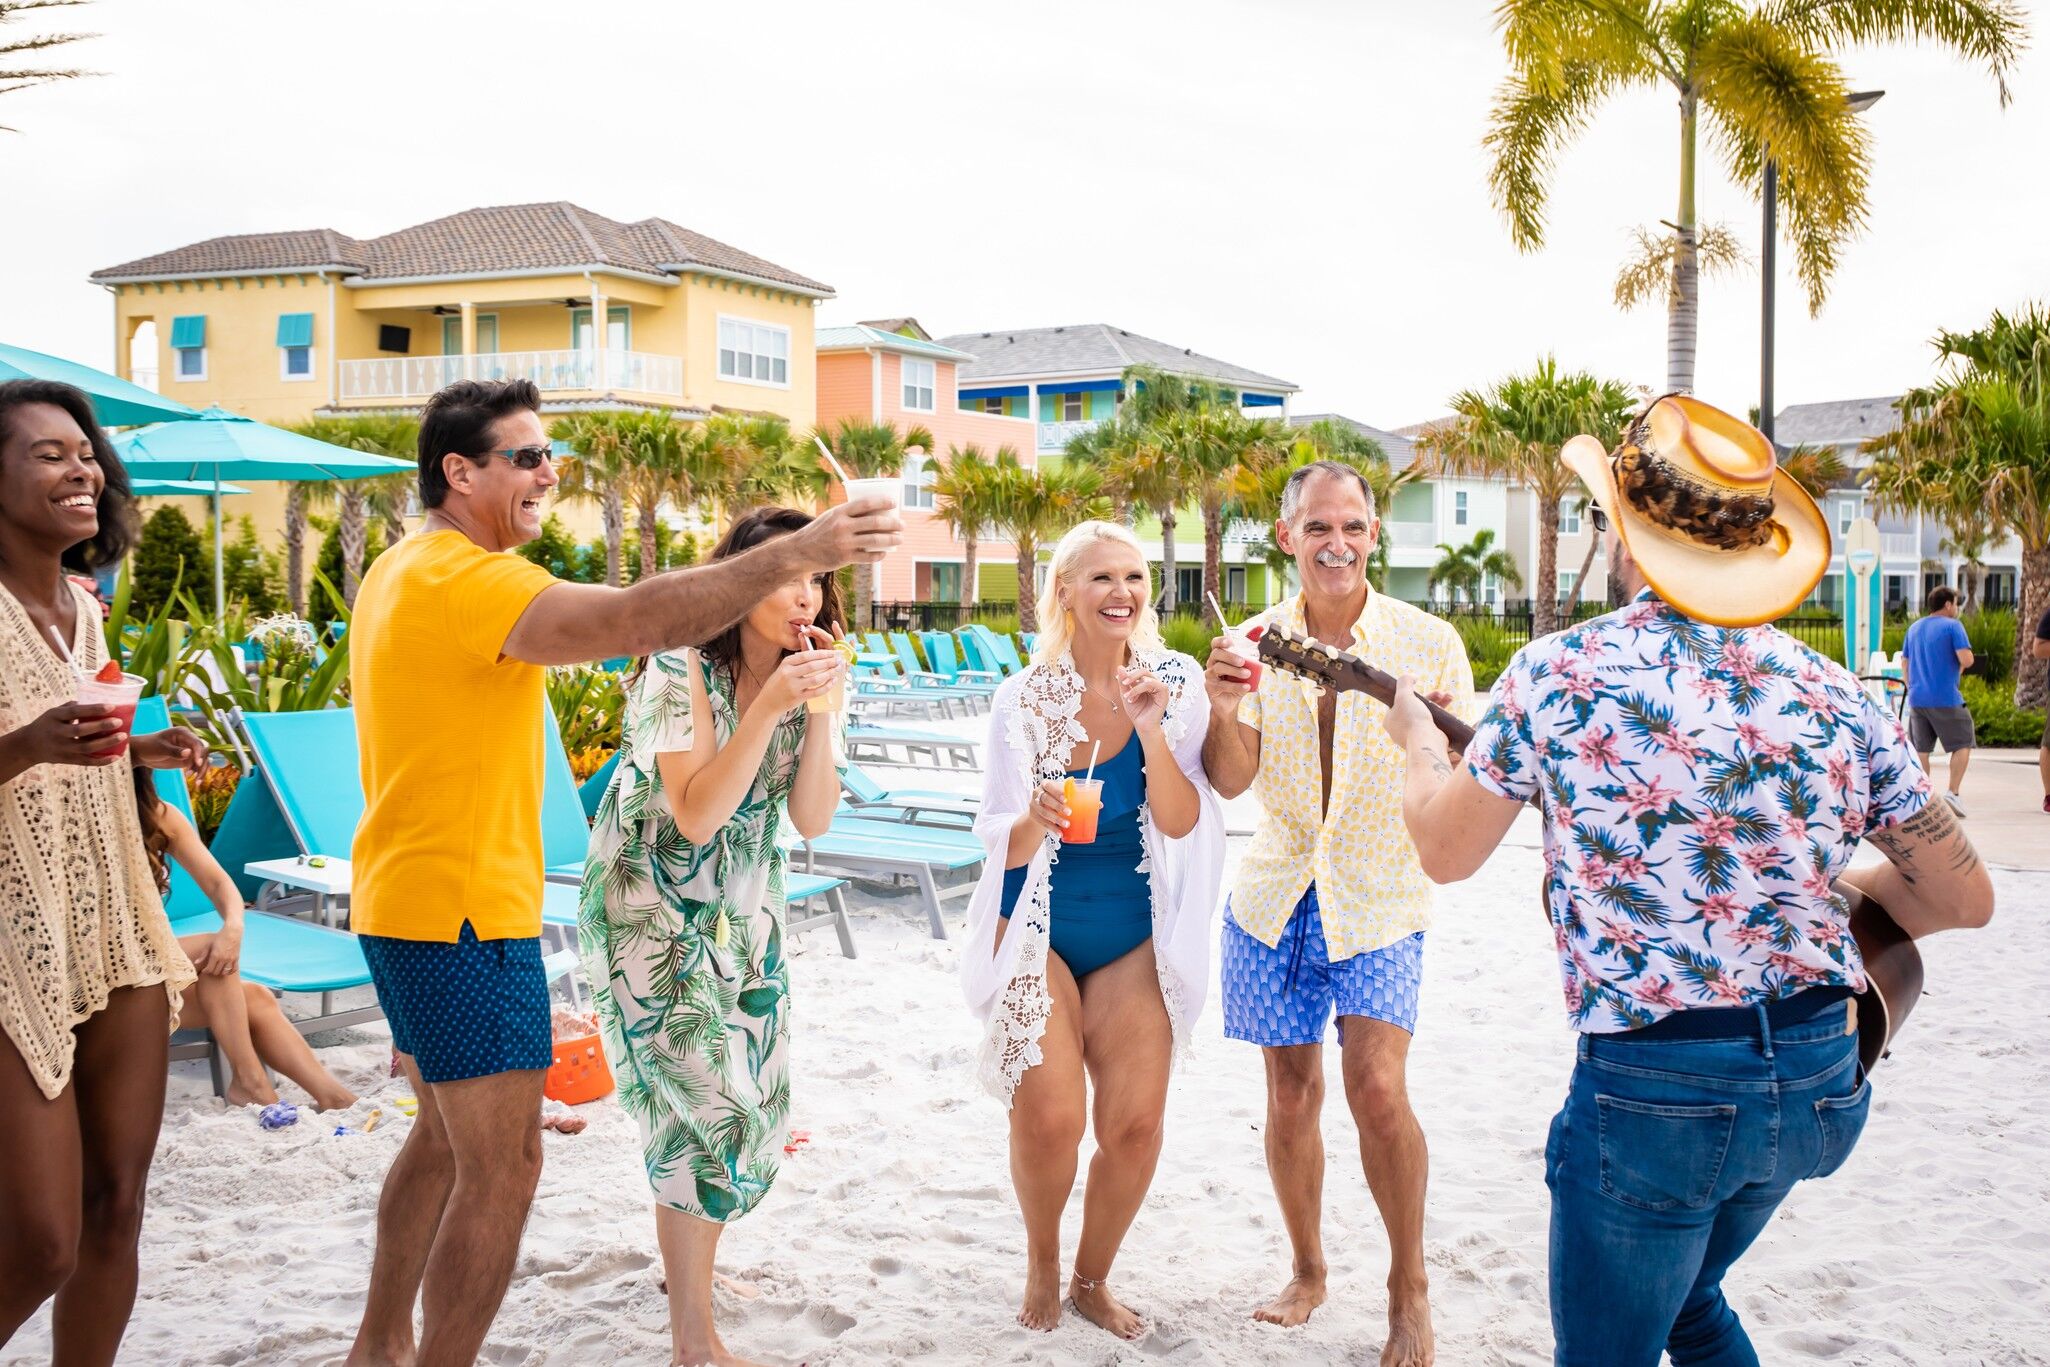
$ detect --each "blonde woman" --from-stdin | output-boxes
[960,521,1224,1340]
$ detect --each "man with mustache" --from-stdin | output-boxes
[1203,460,1470,1367]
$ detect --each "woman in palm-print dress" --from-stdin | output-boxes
[580,506,847,1367]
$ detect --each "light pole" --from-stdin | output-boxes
[1760,89,1884,444]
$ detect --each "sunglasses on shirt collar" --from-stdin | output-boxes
[1589,505,1610,534]
[476,445,554,470]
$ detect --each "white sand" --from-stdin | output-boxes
[6,795,2047,1364]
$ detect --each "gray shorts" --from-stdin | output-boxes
[1909,706,1976,754]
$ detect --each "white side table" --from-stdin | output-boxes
[244,856,353,928]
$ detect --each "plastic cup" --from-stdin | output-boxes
[1229,625,1265,691]
[808,641,856,715]
[842,476,901,510]
[1061,777,1104,844]
[75,671,144,758]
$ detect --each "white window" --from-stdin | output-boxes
[902,357,935,412]
[1558,569,1578,596]
[902,451,935,510]
[1062,392,1083,422]
[1559,498,1581,534]
[1454,490,1469,527]
[717,317,790,387]
[1836,500,1855,536]
[1481,571,1499,608]
[175,346,207,381]
[281,345,315,380]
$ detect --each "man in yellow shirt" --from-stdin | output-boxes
[343,379,900,1367]
[1203,461,1469,1367]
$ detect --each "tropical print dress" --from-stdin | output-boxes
[579,647,820,1222]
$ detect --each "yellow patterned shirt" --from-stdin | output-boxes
[1232,590,1474,958]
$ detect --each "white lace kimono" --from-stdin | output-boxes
[959,648,1225,1105]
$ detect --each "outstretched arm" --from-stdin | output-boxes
[1384,673,1522,883]
[1841,798,1995,939]
[501,497,900,666]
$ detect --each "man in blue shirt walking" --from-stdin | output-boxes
[1901,585,1976,815]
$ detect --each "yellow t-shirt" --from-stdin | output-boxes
[348,530,559,941]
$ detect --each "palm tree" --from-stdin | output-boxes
[1097,416,1185,611]
[1486,2,2020,392]
[1416,358,1636,635]
[986,454,1110,632]
[1189,408,1290,612]
[1,1,97,129]
[1231,431,1408,598]
[1429,528,1523,607]
[1879,305,2050,707]
[551,412,630,586]
[814,418,935,629]
[704,413,824,514]
[289,415,415,605]
[930,443,1013,611]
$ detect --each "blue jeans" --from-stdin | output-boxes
[1545,994,1871,1366]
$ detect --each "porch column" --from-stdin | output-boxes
[460,302,477,382]
[590,288,609,392]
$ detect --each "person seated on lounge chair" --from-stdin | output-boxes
[131,768,357,1112]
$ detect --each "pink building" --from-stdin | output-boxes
[816,321,1037,605]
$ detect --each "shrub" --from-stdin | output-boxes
[131,506,212,617]
[1962,674,2045,748]
[1159,615,1213,661]
[1962,609,2016,684]
[568,746,616,784]
[516,515,596,582]
[1455,616,1519,692]
[217,514,284,616]
[188,765,241,845]
[547,665,626,754]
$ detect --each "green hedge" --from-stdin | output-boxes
[1962,675,2046,747]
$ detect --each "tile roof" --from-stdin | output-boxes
[1771,396,1902,449]
[816,325,975,361]
[91,202,832,294]
[857,317,932,340]
[934,323,1296,392]
[1289,412,1418,471]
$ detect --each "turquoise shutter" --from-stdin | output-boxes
[169,315,206,349]
[275,313,315,348]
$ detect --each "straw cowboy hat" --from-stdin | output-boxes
[1562,393,1830,628]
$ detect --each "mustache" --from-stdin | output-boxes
[1313,548,1359,568]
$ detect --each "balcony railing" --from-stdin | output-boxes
[337,349,683,402]
[1387,520,1436,548]
[1881,533,1920,559]
[1038,417,1105,451]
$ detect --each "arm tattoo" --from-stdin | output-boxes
[1867,796,1981,885]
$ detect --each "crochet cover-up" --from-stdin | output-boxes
[959,648,1225,1105]
[0,581,193,1099]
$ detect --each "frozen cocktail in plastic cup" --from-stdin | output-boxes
[842,476,901,509]
[808,639,858,715]
[1230,623,1266,691]
[1061,777,1104,844]
[76,671,144,758]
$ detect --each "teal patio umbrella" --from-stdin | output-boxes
[0,341,203,427]
[131,478,250,497]
[113,407,413,617]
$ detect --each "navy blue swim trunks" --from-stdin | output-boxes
[358,920,551,1084]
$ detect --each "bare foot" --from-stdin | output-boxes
[1017,1261,1062,1331]
[224,1076,278,1108]
[1071,1276,1144,1340]
[311,1087,357,1112]
[1381,1289,1434,1367]
[673,1342,770,1367]
[1253,1273,1328,1327]
[714,1272,763,1300]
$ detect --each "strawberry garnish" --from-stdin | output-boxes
[95,659,124,683]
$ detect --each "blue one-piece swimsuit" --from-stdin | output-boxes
[999,736,1152,978]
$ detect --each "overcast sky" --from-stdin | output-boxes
[3,0,2042,428]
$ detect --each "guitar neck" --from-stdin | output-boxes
[1344,660,1477,752]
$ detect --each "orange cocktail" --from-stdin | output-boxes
[1061,777,1104,844]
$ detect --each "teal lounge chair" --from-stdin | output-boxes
[578,750,621,819]
[845,724,980,770]
[840,764,978,828]
[793,815,985,939]
[135,698,382,1096]
[784,870,857,959]
[916,632,1000,690]
[964,625,1027,676]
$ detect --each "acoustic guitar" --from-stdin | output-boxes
[1252,624,1923,1072]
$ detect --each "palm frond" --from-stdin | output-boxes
[1613,222,1751,310]
[1765,0,2025,107]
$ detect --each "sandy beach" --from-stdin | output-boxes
[5,762,2047,1366]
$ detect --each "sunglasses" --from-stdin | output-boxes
[1589,505,1609,534]
[477,445,554,470]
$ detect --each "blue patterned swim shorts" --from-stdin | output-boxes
[358,920,552,1084]
[1220,884,1425,1046]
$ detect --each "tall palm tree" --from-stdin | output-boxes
[1417,358,1636,635]
[704,413,824,514]
[1189,408,1290,612]
[814,418,935,628]
[1429,528,1523,607]
[1097,416,1185,611]
[1880,305,2050,707]
[1487,1,2020,392]
[290,415,415,605]
[1231,432,1408,598]
[987,454,1110,632]
[551,412,630,586]
[930,443,1013,610]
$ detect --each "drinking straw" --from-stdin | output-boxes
[811,434,853,485]
[1084,740,1101,785]
[47,624,80,676]
[1205,591,1232,629]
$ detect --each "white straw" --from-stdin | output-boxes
[811,434,853,485]
[1084,740,1101,785]
[47,624,80,674]
[1205,591,1232,629]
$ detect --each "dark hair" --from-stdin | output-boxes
[0,378,138,570]
[696,506,844,678]
[1279,459,1378,524]
[1926,585,1959,614]
[131,766,174,896]
[416,378,541,509]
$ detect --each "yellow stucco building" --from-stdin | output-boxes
[91,201,832,552]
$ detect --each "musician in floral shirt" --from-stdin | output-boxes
[1381,396,1996,1367]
